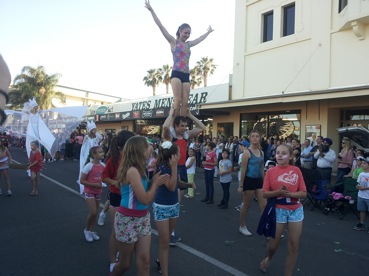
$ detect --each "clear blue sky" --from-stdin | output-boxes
[1,0,235,99]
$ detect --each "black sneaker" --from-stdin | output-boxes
[155,259,161,274]
[353,223,366,231]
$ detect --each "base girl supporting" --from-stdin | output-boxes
[80,146,105,243]
[112,136,169,276]
[153,141,196,276]
[260,144,307,275]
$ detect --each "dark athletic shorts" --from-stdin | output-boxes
[243,176,263,191]
[171,70,190,83]
[178,165,188,190]
[109,192,122,208]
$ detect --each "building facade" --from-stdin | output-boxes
[199,0,369,153]
[86,84,229,136]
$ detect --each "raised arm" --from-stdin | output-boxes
[188,26,214,47]
[187,109,206,138]
[145,0,176,45]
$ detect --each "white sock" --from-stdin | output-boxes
[171,230,175,236]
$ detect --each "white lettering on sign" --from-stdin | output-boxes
[131,92,208,111]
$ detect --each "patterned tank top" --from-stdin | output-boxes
[172,41,191,73]
[246,149,264,178]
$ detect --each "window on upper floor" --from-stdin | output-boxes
[283,3,295,37]
[339,0,348,13]
[262,11,274,42]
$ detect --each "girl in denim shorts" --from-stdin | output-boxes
[112,136,169,276]
[260,144,307,275]
[153,140,196,275]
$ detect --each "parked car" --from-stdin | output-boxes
[337,126,369,153]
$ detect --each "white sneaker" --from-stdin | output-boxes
[84,229,93,242]
[90,231,100,241]
[7,190,12,196]
[239,226,252,236]
[98,211,106,226]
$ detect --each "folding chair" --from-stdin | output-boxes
[323,177,359,220]
[300,167,319,209]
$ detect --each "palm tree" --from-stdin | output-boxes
[196,57,217,87]
[190,66,203,89]
[161,64,172,94]
[143,68,163,96]
[9,66,65,110]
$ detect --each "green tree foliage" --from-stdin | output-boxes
[9,66,65,110]
[190,66,203,89]
[196,57,217,87]
[143,68,163,96]
[161,64,172,94]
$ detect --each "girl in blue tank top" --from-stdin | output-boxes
[237,130,267,237]
[112,136,169,275]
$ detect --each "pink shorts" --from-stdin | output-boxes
[84,193,102,200]
[114,212,151,243]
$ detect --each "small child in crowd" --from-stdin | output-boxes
[80,146,105,243]
[201,142,217,204]
[353,156,369,231]
[185,147,196,198]
[218,149,233,209]
[27,141,43,196]
[346,155,364,179]
[0,139,12,196]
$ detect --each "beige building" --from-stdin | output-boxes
[199,0,369,153]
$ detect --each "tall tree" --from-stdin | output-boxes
[9,66,65,110]
[143,68,163,96]
[190,66,203,89]
[196,57,217,87]
[161,64,172,94]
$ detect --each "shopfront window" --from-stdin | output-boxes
[241,111,300,140]
[217,122,234,139]
[341,109,369,128]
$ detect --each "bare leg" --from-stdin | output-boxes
[180,83,191,116]
[156,218,177,276]
[239,190,255,227]
[260,222,285,272]
[85,198,99,231]
[135,235,152,276]
[284,221,303,276]
[109,208,119,266]
[171,78,182,117]
[255,189,267,212]
[31,172,36,194]
[3,169,11,190]
[112,241,135,276]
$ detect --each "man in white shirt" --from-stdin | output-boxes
[314,137,337,183]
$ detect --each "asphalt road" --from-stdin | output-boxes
[0,147,368,276]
